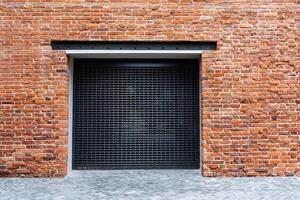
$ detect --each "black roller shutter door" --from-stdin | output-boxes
[73,59,199,169]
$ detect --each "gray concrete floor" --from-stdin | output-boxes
[0,170,300,200]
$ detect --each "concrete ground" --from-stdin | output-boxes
[0,170,300,200]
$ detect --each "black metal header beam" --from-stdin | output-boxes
[51,41,217,51]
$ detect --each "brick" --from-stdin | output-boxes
[0,1,299,177]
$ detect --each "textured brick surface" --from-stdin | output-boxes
[0,1,299,177]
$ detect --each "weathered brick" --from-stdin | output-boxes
[0,1,299,177]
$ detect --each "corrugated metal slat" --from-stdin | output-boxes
[73,59,199,169]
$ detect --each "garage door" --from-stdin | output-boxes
[73,59,199,169]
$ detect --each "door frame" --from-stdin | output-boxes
[67,52,202,176]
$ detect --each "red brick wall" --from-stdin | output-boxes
[0,1,299,177]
